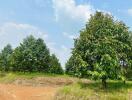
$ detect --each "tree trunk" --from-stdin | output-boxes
[102,78,107,88]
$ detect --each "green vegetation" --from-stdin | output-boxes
[50,54,64,74]
[66,12,132,88]
[0,44,13,71]
[0,35,63,74]
[55,80,132,100]
[0,72,69,83]
[0,11,131,99]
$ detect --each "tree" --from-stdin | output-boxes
[34,38,51,72]
[126,33,132,80]
[10,35,51,72]
[50,54,64,74]
[65,52,88,77]
[10,35,37,72]
[0,44,13,71]
[66,12,132,88]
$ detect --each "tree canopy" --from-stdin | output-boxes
[0,35,63,74]
[0,44,13,71]
[66,12,132,87]
[50,54,64,74]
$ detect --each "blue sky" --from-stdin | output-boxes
[0,0,132,67]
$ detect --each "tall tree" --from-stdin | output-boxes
[10,35,51,72]
[0,44,13,71]
[34,38,51,72]
[66,12,132,88]
[50,54,64,74]
[10,35,36,72]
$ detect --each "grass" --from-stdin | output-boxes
[0,72,132,100]
[55,80,132,100]
[0,72,69,83]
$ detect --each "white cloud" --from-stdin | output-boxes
[0,22,48,50]
[52,0,94,22]
[52,0,95,67]
[63,32,78,40]
[0,22,70,68]
[128,9,132,16]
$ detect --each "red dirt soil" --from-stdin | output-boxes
[0,84,58,100]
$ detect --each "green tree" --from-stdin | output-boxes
[0,44,13,71]
[10,35,36,72]
[66,12,132,88]
[34,38,51,72]
[66,52,88,77]
[50,54,64,74]
[11,35,51,72]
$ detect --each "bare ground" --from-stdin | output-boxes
[0,84,58,100]
[0,77,78,100]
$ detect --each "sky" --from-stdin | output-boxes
[0,0,132,67]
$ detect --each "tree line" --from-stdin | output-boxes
[0,35,63,74]
[66,12,132,87]
[0,11,132,87]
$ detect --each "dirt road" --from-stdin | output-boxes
[0,84,58,100]
[0,76,77,100]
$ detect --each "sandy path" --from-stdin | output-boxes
[0,84,58,100]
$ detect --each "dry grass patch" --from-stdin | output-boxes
[55,80,132,100]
